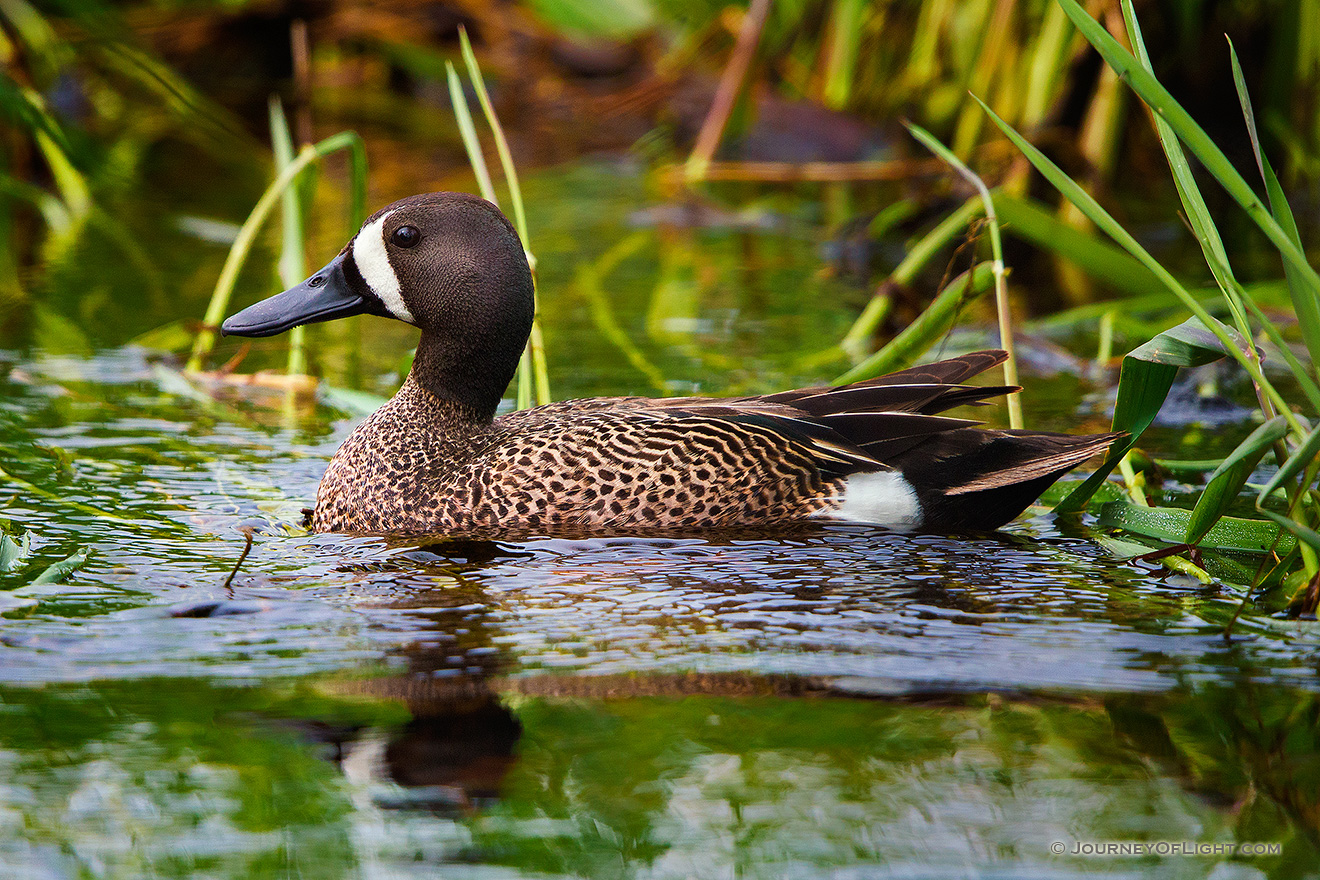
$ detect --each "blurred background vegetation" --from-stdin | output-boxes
[3,0,1318,348]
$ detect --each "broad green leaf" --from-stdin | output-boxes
[1186,416,1288,545]
[1100,502,1296,555]
[1125,317,1240,367]
[1057,318,1232,513]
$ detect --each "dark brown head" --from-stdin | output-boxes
[222,192,535,417]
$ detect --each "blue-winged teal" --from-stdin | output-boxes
[222,192,1119,535]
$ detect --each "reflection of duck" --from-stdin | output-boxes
[223,193,1119,535]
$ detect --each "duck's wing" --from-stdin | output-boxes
[761,349,1014,416]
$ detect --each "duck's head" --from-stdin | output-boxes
[223,192,535,415]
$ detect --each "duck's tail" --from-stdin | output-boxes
[894,428,1123,532]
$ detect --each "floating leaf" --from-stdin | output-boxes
[1100,502,1296,556]
[1186,415,1289,545]
[0,531,32,572]
[28,547,91,586]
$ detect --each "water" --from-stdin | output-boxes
[1,161,1316,879]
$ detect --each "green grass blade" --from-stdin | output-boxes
[445,61,497,204]
[1022,2,1073,125]
[269,97,308,378]
[835,261,995,384]
[906,123,1020,427]
[1054,0,1320,311]
[993,194,1161,297]
[458,30,528,248]
[447,58,528,410]
[188,131,366,372]
[841,197,983,355]
[822,0,866,109]
[458,28,549,407]
[1121,1,1248,336]
[1260,511,1320,558]
[1185,415,1288,545]
[1229,42,1320,377]
[975,96,1303,437]
[1257,423,1320,503]
[1236,288,1320,413]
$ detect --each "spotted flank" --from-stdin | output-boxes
[220,192,1123,536]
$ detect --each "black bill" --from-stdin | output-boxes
[221,253,367,338]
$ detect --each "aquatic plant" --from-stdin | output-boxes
[981,0,1320,609]
[0,0,250,335]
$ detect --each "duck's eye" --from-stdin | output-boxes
[391,225,420,248]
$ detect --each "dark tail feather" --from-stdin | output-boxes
[899,429,1123,532]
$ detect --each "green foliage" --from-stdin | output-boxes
[187,129,368,372]
[982,0,1320,600]
[1,0,251,321]
[1,525,91,616]
[525,0,656,39]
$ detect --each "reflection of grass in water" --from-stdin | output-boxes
[471,689,1315,875]
[0,678,1312,876]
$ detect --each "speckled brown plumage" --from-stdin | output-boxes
[314,378,844,533]
[221,192,1121,537]
[311,351,1118,535]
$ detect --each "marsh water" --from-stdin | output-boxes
[2,161,1318,879]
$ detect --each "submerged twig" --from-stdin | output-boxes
[222,526,255,594]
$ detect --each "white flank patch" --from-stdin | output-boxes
[816,470,924,530]
[351,210,416,324]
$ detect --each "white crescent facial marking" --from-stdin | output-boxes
[351,210,416,325]
[816,470,924,530]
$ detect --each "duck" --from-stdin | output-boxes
[221,192,1119,535]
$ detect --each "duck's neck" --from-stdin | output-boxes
[405,330,520,423]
